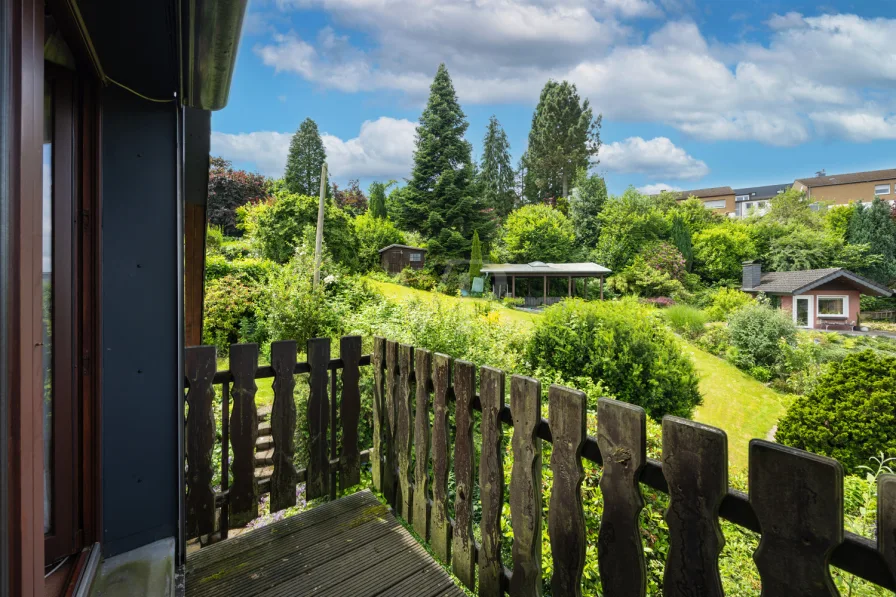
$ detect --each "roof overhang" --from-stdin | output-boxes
[482,262,612,276]
[378,245,427,253]
[792,271,893,297]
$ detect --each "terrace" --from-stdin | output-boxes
[183,335,896,596]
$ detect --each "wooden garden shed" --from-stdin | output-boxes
[379,244,427,274]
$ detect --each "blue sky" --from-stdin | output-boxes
[212,0,896,196]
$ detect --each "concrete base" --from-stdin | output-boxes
[89,537,175,597]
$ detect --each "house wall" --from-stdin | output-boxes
[380,248,425,274]
[100,86,179,557]
[778,290,862,328]
[680,193,736,215]
[793,179,896,205]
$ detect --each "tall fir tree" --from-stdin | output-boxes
[567,167,607,249]
[670,216,694,272]
[846,197,896,284]
[469,230,483,279]
[524,80,601,202]
[399,64,493,261]
[367,180,395,219]
[285,118,328,196]
[479,116,515,219]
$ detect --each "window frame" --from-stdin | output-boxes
[703,199,726,209]
[874,184,890,196]
[735,194,749,201]
[816,294,849,319]
[409,252,422,262]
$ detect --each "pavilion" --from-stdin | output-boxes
[482,261,612,307]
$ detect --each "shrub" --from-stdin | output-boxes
[696,321,731,357]
[526,298,702,419]
[203,275,257,352]
[502,296,524,308]
[497,204,577,263]
[727,304,796,369]
[206,226,224,252]
[353,212,405,271]
[641,296,675,308]
[776,351,896,472]
[705,287,755,321]
[607,256,689,301]
[693,224,757,283]
[665,305,708,339]
[397,267,437,291]
[641,241,687,281]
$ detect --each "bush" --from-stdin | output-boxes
[526,298,702,419]
[497,204,577,263]
[502,296,524,308]
[206,226,224,252]
[693,224,757,283]
[705,287,755,321]
[205,254,277,284]
[397,267,437,291]
[727,304,796,369]
[665,305,708,339]
[203,275,257,352]
[606,256,690,301]
[696,321,730,356]
[353,212,405,271]
[776,351,896,472]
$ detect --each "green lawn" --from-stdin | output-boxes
[216,356,274,407]
[368,279,792,473]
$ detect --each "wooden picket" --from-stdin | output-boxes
[269,340,297,512]
[229,343,259,527]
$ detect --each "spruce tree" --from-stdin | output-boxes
[847,197,896,283]
[399,64,493,261]
[524,80,601,202]
[670,216,694,272]
[479,116,515,219]
[368,180,395,219]
[285,118,327,195]
[469,230,483,279]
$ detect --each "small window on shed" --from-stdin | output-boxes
[875,184,890,196]
[409,253,422,262]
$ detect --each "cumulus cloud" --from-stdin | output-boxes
[211,117,417,179]
[810,110,896,142]
[255,6,896,146]
[638,183,682,194]
[600,137,709,179]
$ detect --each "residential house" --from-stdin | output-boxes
[673,186,736,215]
[741,261,892,330]
[734,183,791,217]
[793,168,896,206]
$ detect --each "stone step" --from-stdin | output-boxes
[256,435,273,451]
[257,405,272,421]
[255,448,274,467]
[255,464,273,481]
[258,421,272,436]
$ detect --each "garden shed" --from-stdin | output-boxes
[483,261,611,307]
[379,244,427,274]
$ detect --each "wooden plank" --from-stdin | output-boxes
[549,386,588,597]
[878,474,896,583]
[596,398,647,597]
[661,417,727,597]
[306,337,331,500]
[229,343,260,527]
[397,344,415,520]
[479,366,506,597]
[452,360,477,590]
[384,340,399,505]
[340,336,363,489]
[269,341,298,512]
[430,353,453,563]
[510,375,542,597]
[185,346,217,539]
[311,542,433,597]
[371,337,386,493]
[414,348,433,540]
[750,440,843,596]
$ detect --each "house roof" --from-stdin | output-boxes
[377,244,427,253]
[795,168,896,188]
[733,184,791,201]
[674,186,734,200]
[482,262,612,276]
[743,267,892,297]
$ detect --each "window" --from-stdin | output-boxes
[817,295,848,318]
[703,199,726,209]
[735,194,749,201]
[409,252,422,262]
[875,184,890,196]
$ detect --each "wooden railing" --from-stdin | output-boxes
[184,334,896,594]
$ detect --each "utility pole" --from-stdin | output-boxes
[313,162,327,289]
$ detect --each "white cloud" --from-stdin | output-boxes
[255,6,896,146]
[810,110,896,141]
[601,136,709,179]
[638,183,682,194]
[210,117,417,180]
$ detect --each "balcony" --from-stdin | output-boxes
[183,336,896,595]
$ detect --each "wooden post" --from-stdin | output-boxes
[270,341,298,512]
[431,353,452,563]
[313,162,327,289]
[479,367,505,596]
[511,275,516,298]
[510,375,542,596]
[543,274,547,305]
[600,276,604,300]
[340,336,362,489]
[568,275,572,297]
[230,344,260,527]
[452,360,477,590]
[185,346,217,539]
[306,337,331,500]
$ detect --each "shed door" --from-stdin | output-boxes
[390,250,403,272]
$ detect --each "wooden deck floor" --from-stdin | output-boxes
[184,490,467,597]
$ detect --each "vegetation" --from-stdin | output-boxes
[285,117,328,196]
[495,203,576,263]
[567,167,607,250]
[207,157,269,236]
[478,115,515,219]
[727,303,797,372]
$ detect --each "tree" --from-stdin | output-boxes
[469,230,483,279]
[285,118,327,196]
[331,179,368,216]
[670,216,693,272]
[524,80,601,201]
[206,157,269,236]
[763,187,823,229]
[567,168,607,250]
[399,64,493,261]
[593,187,668,272]
[479,116,515,219]
[847,197,896,284]
[692,223,757,283]
[353,212,405,271]
[368,180,396,219]
[497,204,576,263]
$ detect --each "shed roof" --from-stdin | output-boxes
[482,262,611,276]
[795,168,896,188]
[743,267,892,297]
[377,244,427,253]
[733,184,791,201]
[674,186,734,200]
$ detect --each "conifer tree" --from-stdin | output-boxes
[524,80,601,202]
[670,216,694,272]
[469,230,483,279]
[847,197,896,283]
[479,116,515,219]
[368,180,395,219]
[399,64,493,260]
[285,118,327,195]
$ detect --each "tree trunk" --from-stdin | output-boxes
[562,172,568,199]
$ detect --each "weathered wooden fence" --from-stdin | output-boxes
[184,334,896,594]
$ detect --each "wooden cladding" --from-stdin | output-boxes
[185,335,896,594]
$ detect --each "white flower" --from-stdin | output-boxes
[323,274,336,285]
